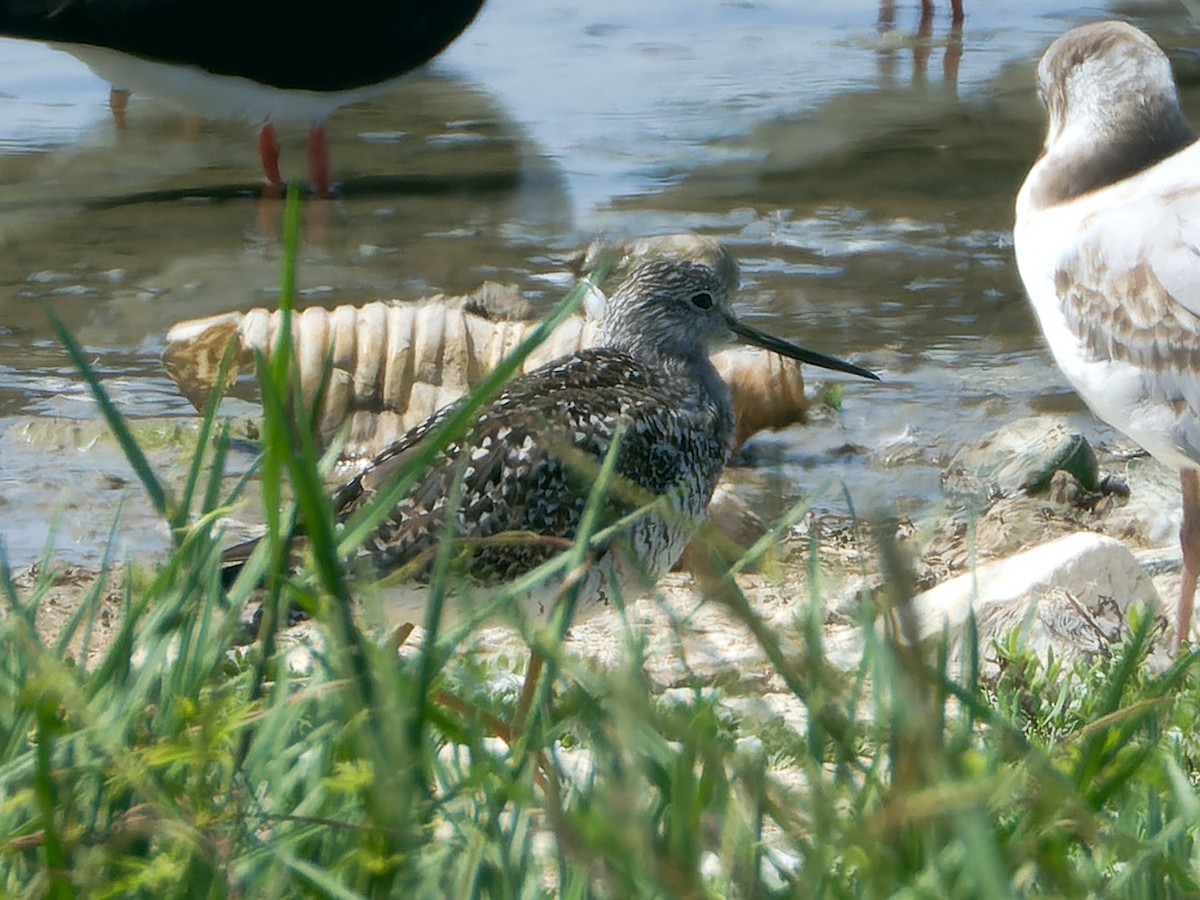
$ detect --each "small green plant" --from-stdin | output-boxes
[817,381,844,412]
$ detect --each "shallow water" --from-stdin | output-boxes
[0,0,1198,565]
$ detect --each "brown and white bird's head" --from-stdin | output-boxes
[595,260,878,381]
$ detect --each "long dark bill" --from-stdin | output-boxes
[727,316,880,381]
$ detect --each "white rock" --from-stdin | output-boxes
[833,532,1165,672]
[911,531,1156,641]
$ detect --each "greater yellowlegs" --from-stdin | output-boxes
[226,259,878,624]
[1014,21,1200,651]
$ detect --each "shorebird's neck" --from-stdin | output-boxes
[1023,99,1196,212]
[599,319,734,425]
[650,349,735,440]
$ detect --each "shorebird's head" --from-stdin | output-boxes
[597,260,878,381]
[1036,21,1191,156]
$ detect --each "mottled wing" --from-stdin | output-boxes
[329,401,458,513]
[217,400,457,581]
[1057,172,1200,345]
[340,348,726,582]
[1052,166,1200,454]
[1055,247,1200,372]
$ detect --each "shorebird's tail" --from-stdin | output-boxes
[218,537,259,590]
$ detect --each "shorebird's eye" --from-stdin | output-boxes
[691,291,713,310]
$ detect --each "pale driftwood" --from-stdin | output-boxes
[162,295,809,464]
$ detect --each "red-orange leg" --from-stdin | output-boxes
[258,123,284,192]
[307,125,331,197]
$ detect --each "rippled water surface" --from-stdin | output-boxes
[1,0,1198,564]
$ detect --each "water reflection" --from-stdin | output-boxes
[876,0,963,90]
[0,66,579,563]
[0,72,571,344]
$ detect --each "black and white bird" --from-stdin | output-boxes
[0,0,486,193]
[225,260,879,626]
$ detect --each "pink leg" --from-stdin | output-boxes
[307,124,331,197]
[912,10,932,82]
[108,88,130,131]
[258,123,283,192]
[950,0,964,24]
[878,0,895,31]
[943,18,963,90]
[1177,469,1200,652]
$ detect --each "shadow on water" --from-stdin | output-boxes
[82,172,525,209]
[0,71,572,379]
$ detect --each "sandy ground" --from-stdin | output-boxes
[11,460,1179,693]
[7,564,126,668]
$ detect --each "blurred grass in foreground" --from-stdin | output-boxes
[2,192,1200,896]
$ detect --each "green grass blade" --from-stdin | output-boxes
[49,313,172,526]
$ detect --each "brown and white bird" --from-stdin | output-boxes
[1014,21,1200,651]
[225,260,878,626]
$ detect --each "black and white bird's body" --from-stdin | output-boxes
[0,0,486,191]
[227,260,878,625]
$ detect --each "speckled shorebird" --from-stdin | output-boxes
[228,259,878,625]
[1014,21,1200,651]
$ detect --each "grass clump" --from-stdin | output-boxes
[2,192,1200,896]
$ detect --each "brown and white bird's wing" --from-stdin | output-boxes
[217,397,457,581]
[1016,141,1200,466]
